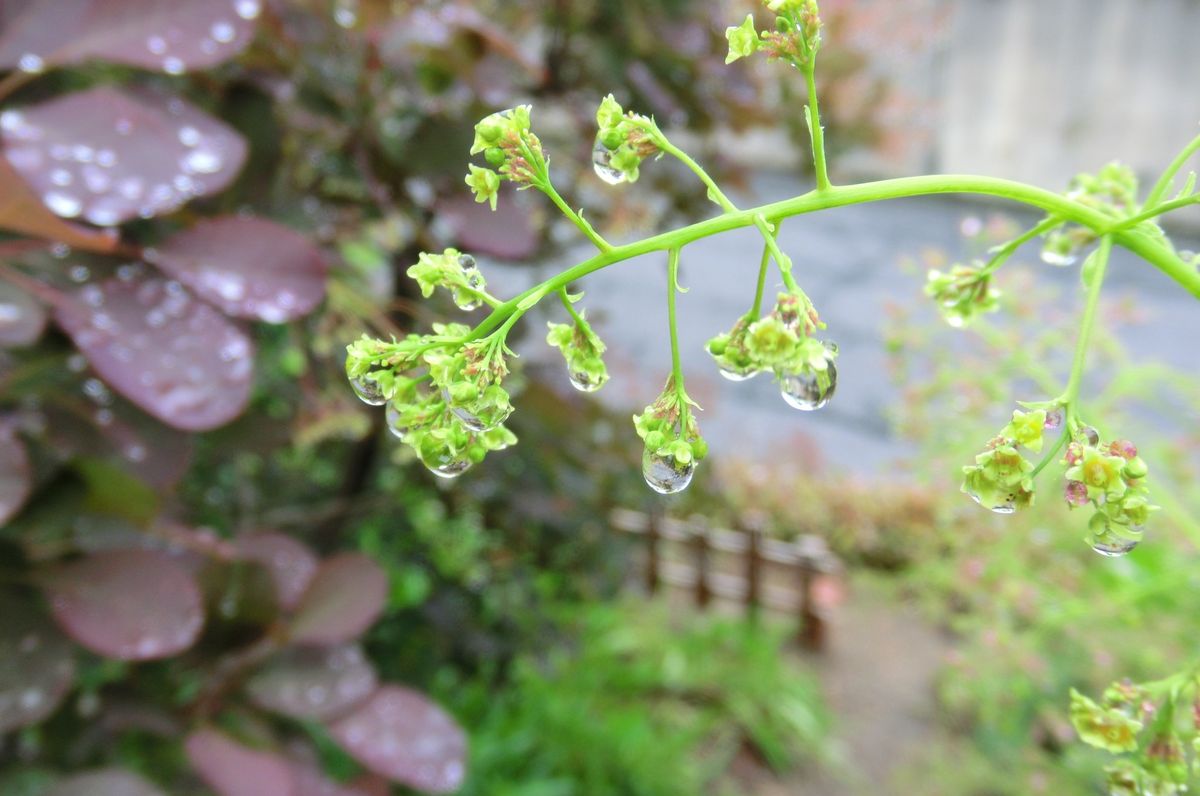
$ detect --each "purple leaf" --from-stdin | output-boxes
[0,425,31,524]
[2,86,247,227]
[294,766,389,796]
[235,532,319,611]
[0,0,259,74]
[0,154,119,250]
[146,216,328,323]
[435,192,540,260]
[288,553,388,646]
[247,644,377,721]
[40,549,204,660]
[0,594,76,734]
[0,281,46,347]
[46,768,165,796]
[55,276,254,432]
[328,686,467,794]
[185,729,295,796]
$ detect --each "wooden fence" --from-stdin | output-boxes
[610,508,842,651]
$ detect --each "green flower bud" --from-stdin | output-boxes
[1069,688,1143,753]
[465,164,501,211]
[1122,456,1149,481]
[725,14,761,64]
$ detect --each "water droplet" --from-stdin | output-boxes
[1091,534,1138,558]
[1040,249,1077,267]
[780,360,837,411]
[427,452,472,479]
[146,35,167,55]
[349,373,386,405]
[1064,480,1089,507]
[49,168,72,187]
[592,137,626,185]
[84,205,121,227]
[234,0,262,20]
[162,57,186,75]
[966,489,1015,515]
[181,149,222,174]
[18,689,43,711]
[178,125,202,147]
[18,53,44,74]
[1044,408,1064,431]
[717,362,758,382]
[211,20,237,43]
[68,265,90,283]
[43,191,82,218]
[50,243,70,259]
[642,449,694,494]
[569,369,604,392]
[0,110,23,132]
[95,148,117,168]
[333,0,358,28]
[384,402,409,439]
[457,253,476,270]
[454,294,482,312]
[1080,425,1100,446]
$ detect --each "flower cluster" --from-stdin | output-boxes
[1063,432,1157,557]
[707,290,838,411]
[465,106,544,209]
[924,261,1001,328]
[1071,683,1191,796]
[406,248,490,311]
[592,94,659,185]
[546,312,609,393]
[725,0,822,67]
[1042,162,1142,266]
[960,409,1046,514]
[633,379,707,494]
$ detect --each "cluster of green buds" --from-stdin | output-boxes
[592,94,660,185]
[546,307,609,393]
[1042,162,1141,266]
[1071,682,1193,796]
[960,410,1043,515]
[465,105,544,210]
[707,290,838,411]
[406,248,491,311]
[924,260,1001,328]
[633,378,707,494]
[725,0,822,67]
[1063,431,1157,557]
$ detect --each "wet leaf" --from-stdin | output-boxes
[288,553,388,646]
[147,216,328,323]
[55,276,255,432]
[2,87,247,227]
[247,644,377,721]
[185,729,294,796]
[327,686,467,793]
[0,156,118,250]
[235,532,319,610]
[435,192,540,260]
[45,768,165,796]
[0,282,46,347]
[40,549,204,660]
[0,593,76,734]
[0,0,259,74]
[294,766,389,796]
[0,425,31,525]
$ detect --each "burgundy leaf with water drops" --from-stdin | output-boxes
[45,768,166,796]
[235,532,319,610]
[147,216,328,323]
[246,644,378,721]
[0,424,32,525]
[328,686,467,794]
[0,0,260,75]
[55,276,255,432]
[287,552,389,646]
[0,155,119,251]
[185,729,296,796]
[39,548,205,661]
[0,281,46,347]
[1,86,247,227]
[0,593,77,734]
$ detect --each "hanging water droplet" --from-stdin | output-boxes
[780,360,837,411]
[642,449,694,494]
[427,452,472,479]
[1091,534,1138,558]
[18,53,44,74]
[569,369,604,392]
[1044,408,1064,431]
[349,373,386,405]
[966,488,1015,515]
[592,136,626,185]
[1080,425,1100,446]
[717,362,759,382]
[384,402,409,439]
[1040,249,1077,267]
[458,253,476,271]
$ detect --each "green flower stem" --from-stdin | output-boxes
[1029,427,1069,478]
[981,216,1063,275]
[666,247,689,414]
[653,135,738,214]
[752,214,800,293]
[1144,131,1200,210]
[1105,192,1200,234]
[557,286,585,325]
[538,178,612,252]
[749,227,777,319]
[802,63,831,191]
[463,175,1198,344]
[1059,236,1113,429]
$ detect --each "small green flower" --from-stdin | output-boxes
[465,164,500,210]
[745,316,799,368]
[1065,446,1128,500]
[596,94,624,130]
[1003,409,1047,453]
[725,14,761,64]
[1070,689,1143,754]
